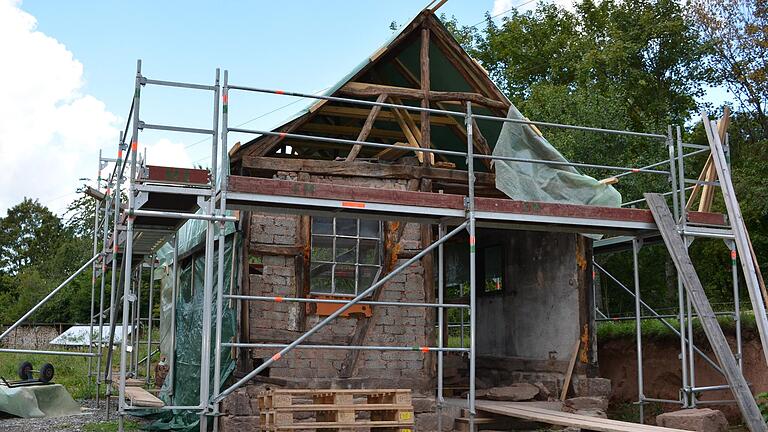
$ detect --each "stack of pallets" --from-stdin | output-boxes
[258,388,414,431]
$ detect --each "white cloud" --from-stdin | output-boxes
[492,0,516,15]
[0,0,119,216]
[142,139,194,168]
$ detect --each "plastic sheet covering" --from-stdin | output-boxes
[0,384,81,418]
[493,105,621,207]
[142,231,239,431]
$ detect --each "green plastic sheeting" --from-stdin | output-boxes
[140,227,239,431]
[493,105,622,207]
[0,384,81,418]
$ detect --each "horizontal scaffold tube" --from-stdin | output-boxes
[129,209,237,222]
[228,128,667,175]
[223,343,469,352]
[212,221,469,404]
[223,294,470,309]
[0,348,97,357]
[228,84,668,140]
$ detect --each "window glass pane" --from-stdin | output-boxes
[359,239,379,265]
[483,245,503,293]
[359,220,380,238]
[336,238,357,263]
[311,236,333,262]
[310,263,333,293]
[358,266,378,291]
[336,218,357,236]
[312,216,333,235]
[334,265,356,295]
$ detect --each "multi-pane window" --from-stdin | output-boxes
[310,217,382,296]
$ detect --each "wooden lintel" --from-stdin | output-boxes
[249,243,302,257]
[340,82,508,110]
[241,156,496,186]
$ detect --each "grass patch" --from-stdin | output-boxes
[0,352,95,399]
[0,330,161,399]
[597,311,757,342]
[83,420,141,431]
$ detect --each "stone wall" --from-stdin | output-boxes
[0,325,61,349]
[242,173,431,390]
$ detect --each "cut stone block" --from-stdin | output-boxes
[656,408,729,432]
[484,383,540,401]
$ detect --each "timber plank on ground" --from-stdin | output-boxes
[469,400,690,432]
[124,386,164,408]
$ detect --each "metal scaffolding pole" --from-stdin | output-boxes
[212,70,228,428]
[633,239,645,422]
[169,234,178,396]
[96,172,112,406]
[88,161,102,386]
[466,101,477,431]
[118,58,142,432]
[104,132,125,417]
[146,254,155,384]
[436,222,445,432]
[198,67,220,432]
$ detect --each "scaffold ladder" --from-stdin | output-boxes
[701,113,768,368]
[646,193,767,432]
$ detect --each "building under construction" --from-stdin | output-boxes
[1,4,767,432]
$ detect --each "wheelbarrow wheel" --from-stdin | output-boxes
[18,361,33,380]
[39,363,54,383]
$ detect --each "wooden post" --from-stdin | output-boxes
[346,94,388,162]
[420,27,431,166]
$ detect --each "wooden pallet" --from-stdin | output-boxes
[258,388,414,431]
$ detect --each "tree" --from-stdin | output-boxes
[0,198,67,276]
[691,0,768,134]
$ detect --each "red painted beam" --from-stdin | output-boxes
[227,175,728,227]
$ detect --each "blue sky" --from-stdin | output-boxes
[0,0,731,216]
[21,1,497,166]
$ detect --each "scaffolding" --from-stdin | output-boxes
[1,58,766,432]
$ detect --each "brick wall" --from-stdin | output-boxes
[243,173,431,391]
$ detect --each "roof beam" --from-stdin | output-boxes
[317,105,456,125]
[339,82,508,110]
[346,93,388,162]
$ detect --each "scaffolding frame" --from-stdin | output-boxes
[2,58,765,432]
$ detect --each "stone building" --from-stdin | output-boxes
[219,6,611,429]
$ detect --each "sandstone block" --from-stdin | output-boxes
[656,408,729,432]
[484,383,540,401]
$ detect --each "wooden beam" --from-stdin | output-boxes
[339,82,508,110]
[300,122,404,140]
[699,108,730,212]
[346,93,388,162]
[317,105,455,125]
[240,156,497,186]
[420,27,432,165]
[686,107,730,211]
[388,96,434,164]
[425,17,510,116]
[560,339,580,400]
[392,57,492,170]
